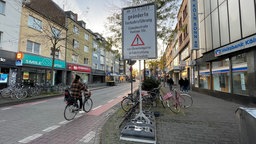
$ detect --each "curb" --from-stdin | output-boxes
[0,86,109,108]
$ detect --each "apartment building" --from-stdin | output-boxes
[65,11,93,85]
[194,0,256,101]
[165,0,190,84]
[0,0,22,88]
[17,0,67,86]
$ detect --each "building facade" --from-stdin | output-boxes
[193,0,256,101]
[0,0,22,89]
[65,11,93,85]
[17,0,66,86]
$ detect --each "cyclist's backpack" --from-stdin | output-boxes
[64,89,74,104]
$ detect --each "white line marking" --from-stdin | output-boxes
[80,131,96,143]
[76,115,82,118]
[59,120,69,125]
[92,105,102,110]
[108,99,114,103]
[30,100,47,105]
[1,107,12,110]
[18,133,42,143]
[42,125,60,132]
[0,120,6,123]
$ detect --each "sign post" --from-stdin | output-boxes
[122,3,157,124]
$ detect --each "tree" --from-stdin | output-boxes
[146,59,160,77]
[105,0,181,51]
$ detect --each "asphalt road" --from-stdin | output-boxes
[0,82,139,144]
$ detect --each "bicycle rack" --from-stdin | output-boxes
[120,60,156,144]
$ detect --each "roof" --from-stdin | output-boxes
[25,0,66,27]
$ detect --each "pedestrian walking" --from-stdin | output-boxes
[183,78,189,93]
[167,76,174,91]
[70,75,90,113]
[178,77,184,92]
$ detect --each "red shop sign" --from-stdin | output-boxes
[68,64,91,73]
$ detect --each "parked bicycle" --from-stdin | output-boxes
[64,88,93,121]
[120,84,162,113]
[160,86,193,113]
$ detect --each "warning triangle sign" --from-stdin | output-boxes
[131,34,144,46]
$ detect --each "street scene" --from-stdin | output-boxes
[1,0,256,144]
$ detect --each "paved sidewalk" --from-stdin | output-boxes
[100,85,251,144]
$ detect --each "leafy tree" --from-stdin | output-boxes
[105,0,181,51]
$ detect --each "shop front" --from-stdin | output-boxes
[66,63,91,85]
[0,50,17,89]
[193,38,256,102]
[16,52,66,86]
[91,69,105,84]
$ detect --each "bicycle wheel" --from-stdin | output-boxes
[167,97,181,113]
[179,93,193,108]
[83,97,93,112]
[158,94,166,108]
[121,97,133,112]
[64,104,78,121]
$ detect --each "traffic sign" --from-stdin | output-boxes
[122,3,157,60]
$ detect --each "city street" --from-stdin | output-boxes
[0,83,138,144]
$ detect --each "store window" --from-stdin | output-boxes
[212,59,230,93]
[199,63,210,89]
[232,53,248,95]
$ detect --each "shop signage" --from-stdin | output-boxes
[215,34,256,57]
[122,3,157,59]
[68,64,91,73]
[22,53,66,69]
[189,0,199,50]
[0,74,8,83]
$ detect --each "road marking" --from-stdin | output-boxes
[108,99,114,103]
[42,125,60,132]
[1,107,13,110]
[92,105,102,110]
[59,120,69,125]
[79,131,96,143]
[18,133,42,143]
[30,100,47,105]
[0,120,6,123]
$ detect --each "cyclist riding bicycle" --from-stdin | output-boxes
[70,74,90,113]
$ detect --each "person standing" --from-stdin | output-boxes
[178,77,184,92]
[167,76,174,91]
[70,75,89,113]
[183,78,189,93]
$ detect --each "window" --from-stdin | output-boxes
[52,27,60,38]
[212,59,230,93]
[73,39,79,48]
[0,0,5,14]
[100,56,104,64]
[26,40,40,54]
[232,53,248,95]
[199,63,211,89]
[179,34,182,45]
[73,25,79,34]
[94,63,98,69]
[51,48,60,59]
[84,58,89,64]
[72,54,78,63]
[28,16,42,31]
[93,53,98,59]
[84,45,89,52]
[84,33,89,40]
[0,31,2,48]
[184,25,188,38]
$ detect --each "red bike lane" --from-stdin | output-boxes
[26,96,123,144]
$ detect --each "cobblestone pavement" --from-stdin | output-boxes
[101,86,250,144]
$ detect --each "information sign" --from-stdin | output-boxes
[122,3,157,60]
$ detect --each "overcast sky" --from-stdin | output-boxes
[52,0,124,36]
